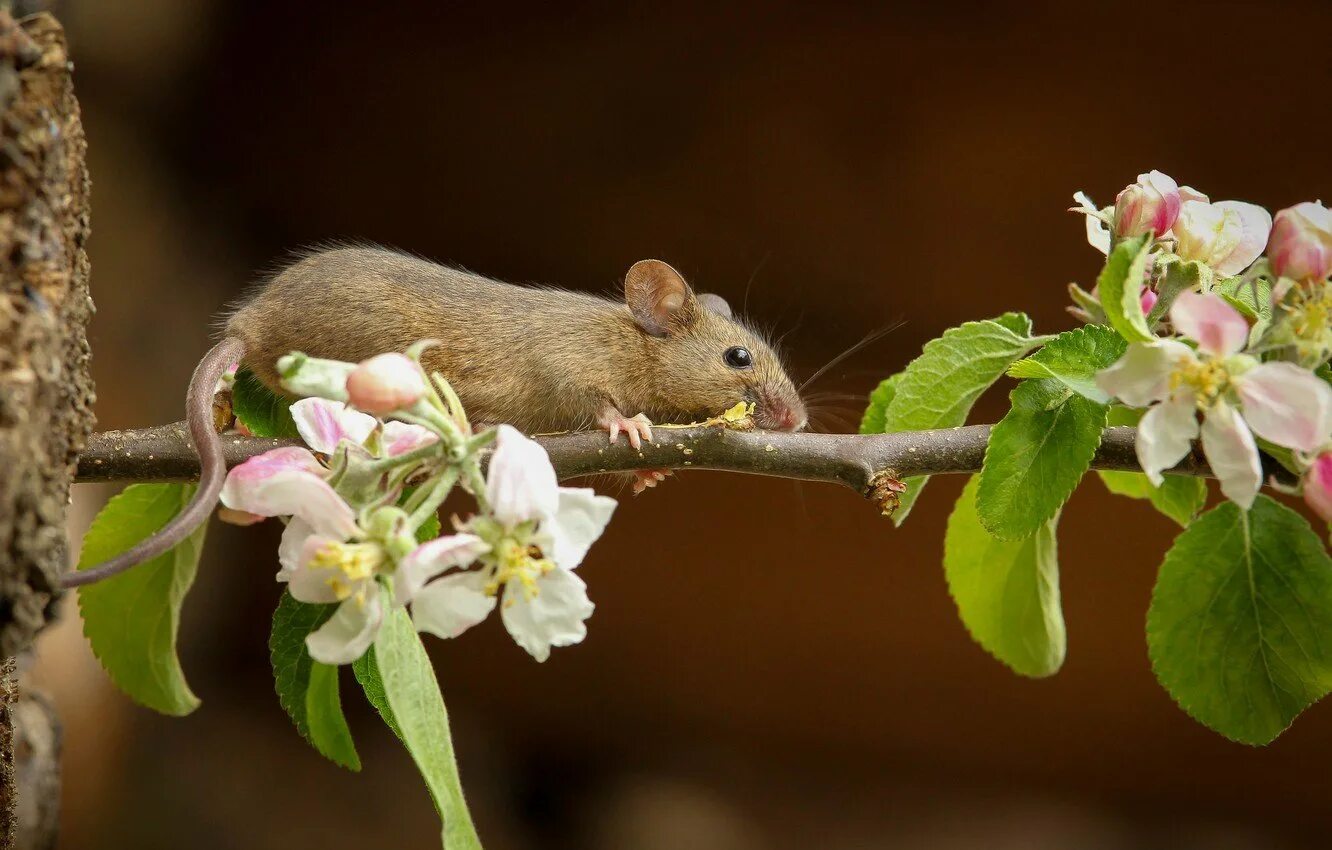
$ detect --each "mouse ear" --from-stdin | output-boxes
[624,259,697,337]
[697,293,732,319]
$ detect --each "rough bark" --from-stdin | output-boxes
[0,9,91,657]
[0,10,90,850]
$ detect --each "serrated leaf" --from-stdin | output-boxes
[881,313,1047,524]
[233,367,300,438]
[374,602,482,848]
[77,483,205,716]
[944,476,1064,678]
[1216,274,1273,344]
[1147,496,1332,745]
[858,373,901,435]
[269,592,361,770]
[1006,325,1126,403]
[1097,234,1154,342]
[353,646,405,744]
[976,379,1107,540]
[1097,470,1206,527]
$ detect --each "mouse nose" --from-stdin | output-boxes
[763,397,806,431]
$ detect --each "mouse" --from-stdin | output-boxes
[67,246,806,588]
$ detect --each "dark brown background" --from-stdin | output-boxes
[35,1,1332,847]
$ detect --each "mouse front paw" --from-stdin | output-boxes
[631,468,673,495]
[597,409,654,450]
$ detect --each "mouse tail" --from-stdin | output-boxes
[64,337,247,589]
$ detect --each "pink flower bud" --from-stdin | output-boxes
[1269,201,1332,282]
[1140,288,1158,315]
[1303,452,1332,523]
[346,353,427,414]
[1113,171,1181,238]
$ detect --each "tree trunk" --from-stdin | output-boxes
[0,9,93,848]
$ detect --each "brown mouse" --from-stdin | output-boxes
[68,246,806,587]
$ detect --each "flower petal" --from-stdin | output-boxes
[1303,453,1332,523]
[1236,362,1332,452]
[306,592,383,665]
[1170,291,1249,357]
[291,398,377,454]
[284,534,346,604]
[1073,191,1111,255]
[1136,393,1200,485]
[499,567,594,662]
[486,424,559,526]
[277,516,316,576]
[1096,340,1193,407]
[538,488,617,570]
[220,446,357,536]
[1212,201,1272,277]
[1201,400,1262,510]
[394,533,489,606]
[382,421,440,457]
[411,570,496,639]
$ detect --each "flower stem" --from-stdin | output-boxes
[408,467,460,531]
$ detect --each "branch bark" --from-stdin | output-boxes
[75,421,1268,515]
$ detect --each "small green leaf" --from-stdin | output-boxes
[269,592,361,770]
[1216,273,1273,344]
[881,313,1047,524]
[374,602,483,848]
[353,646,404,744]
[944,476,1064,678]
[1096,405,1206,527]
[77,483,205,716]
[1097,471,1206,527]
[1148,258,1210,325]
[1006,325,1126,403]
[1148,496,1332,745]
[858,373,901,435]
[232,367,300,438]
[1097,234,1154,342]
[976,379,1107,540]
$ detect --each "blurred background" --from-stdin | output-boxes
[25,0,1332,847]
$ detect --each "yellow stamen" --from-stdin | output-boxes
[1169,356,1230,408]
[485,538,555,602]
[309,541,385,601]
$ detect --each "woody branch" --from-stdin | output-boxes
[74,422,1281,515]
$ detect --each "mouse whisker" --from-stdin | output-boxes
[798,321,904,393]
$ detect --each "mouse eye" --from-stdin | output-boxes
[723,346,753,369]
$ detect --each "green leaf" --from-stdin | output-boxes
[269,592,361,770]
[976,379,1107,540]
[374,602,483,848]
[77,483,205,716]
[1097,234,1154,342]
[232,367,300,438]
[881,313,1047,524]
[858,373,901,435]
[1147,496,1332,745]
[1147,257,1210,326]
[1006,325,1126,403]
[944,476,1064,678]
[352,646,404,744]
[1097,471,1206,527]
[1216,274,1273,344]
[1096,405,1206,527]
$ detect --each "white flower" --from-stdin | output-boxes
[1097,291,1332,508]
[411,425,617,661]
[290,397,437,458]
[1173,199,1272,277]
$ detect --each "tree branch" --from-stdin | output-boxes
[75,421,1279,516]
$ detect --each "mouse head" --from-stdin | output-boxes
[624,259,806,431]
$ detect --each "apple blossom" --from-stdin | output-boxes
[1303,452,1332,523]
[1113,170,1181,239]
[411,425,616,661]
[1097,291,1332,508]
[346,352,428,414]
[1173,199,1272,277]
[1269,201,1332,283]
